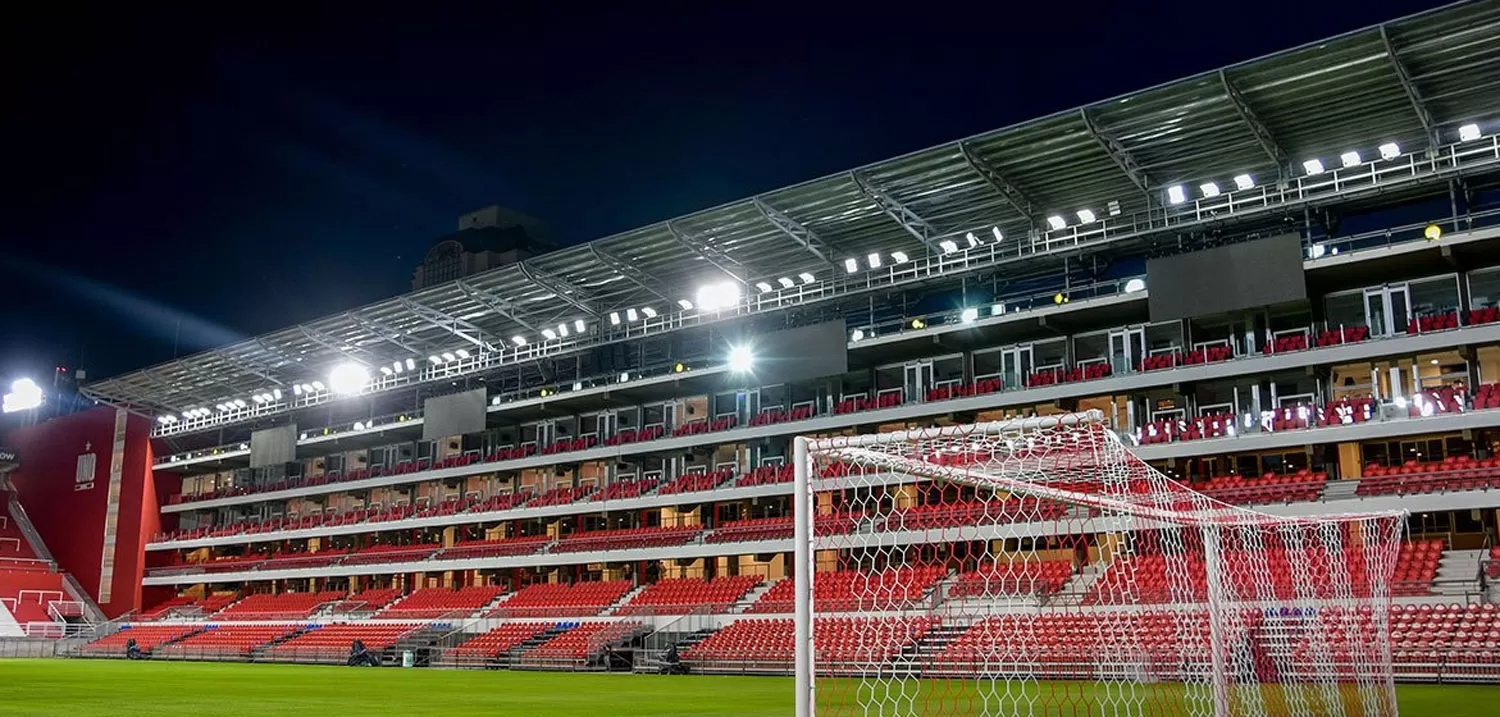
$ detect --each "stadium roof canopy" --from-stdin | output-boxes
[85,2,1500,421]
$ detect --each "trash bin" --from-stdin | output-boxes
[401,650,415,668]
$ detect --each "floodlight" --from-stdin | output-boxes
[867,253,882,269]
[1167,185,1187,204]
[272,389,282,400]
[992,226,1004,242]
[2,378,43,413]
[798,272,815,284]
[678,299,694,310]
[1124,278,1146,293]
[960,307,979,324]
[232,399,247,408]
[1303,158,1325,175]
[626,309,638,322]
[292,385,303,395]
[353,421,365,431]
[328,363,370,395]
[459,349,473,359]
[1309,244,1327,259]
[215,404,228,412]
[695,281,740,311]
[619,372,630,382]
[754,282,773,293]
[1425,224,1443,241]
[728,345,754,373]
[573,319,586,333]
[441,352,456,362]
[844,258,858,273]
[1340,151,1361,168]
[1459,123,1481,142]
[609,311,621,325]
[991,303,1005,316]
[850,328,865,342]
[1076,209,1096,224]
[392,361,404,374]
[429,355,442,364]
[252,395,266,404]
[1046,215,1067,231]
[966,232,980,247]
[311,381,325,391]
[542,328,558,340]
[890,251,908,264]
[405,358,416,370]
[511,336,527,346]
[379,367,393,376]
[1233,174,1255,191]
[939,239,958,254]
[557,323,569,337]
[777,277,795,289]
[1199,182,1220,199]
[642,307,658,318]
[1378,142,1400,160]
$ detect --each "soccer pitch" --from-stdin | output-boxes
[1,660,1497,716]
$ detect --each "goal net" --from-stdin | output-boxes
[791,411,1404,717]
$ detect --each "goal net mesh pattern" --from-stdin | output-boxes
[797,412,1403,717]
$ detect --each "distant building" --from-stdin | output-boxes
[412,206,556,290]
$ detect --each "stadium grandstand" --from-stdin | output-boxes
[5,3,1500,714]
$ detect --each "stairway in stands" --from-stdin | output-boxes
[891,622,968,674]
[502,623,572,666]
[0,488,103,636]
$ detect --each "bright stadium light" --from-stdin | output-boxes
[353,421,365,431]
[1199,182,1220,199]
[844,258,858,273]
[456,349,471,359]
[1378,142,1401,160]
[939,239,958,254]
[1166,185,1187,204]
[429,355,442,364]
[511,336,527,346]
[232,399,247,408]
[272,388,282,400]
[798,272,815,284]
[1233,174,1255,191]
[642,307,658,318]
[1076,209,1096,224]
[1303,158,1325,175]
[379,366,393,376]
[991,226,1004,242]
[252,394,266,404]
[727,345,754,373]
[3,378,43,413]
[542,328,558,340]
[1124,278,1146,293]
[777,277,795,289]
[405,358,416,370]
[391,360,404,374]
[557,323,569,338]
[311,381,325,391]
[890,251,909,264]
[573,319,586,332]
[867,253,882,269]
[328,363,370,396]
[850,328,865,342]
[754,281,773,293]
[1458,123,1481,142]
[966,232,980,247]
[1340,150,1362,168]
[1046,215,1067,231]
[695,281,741,311]
[609,311,621,325]
[441,352,456,362]
[677,299,694,310]
[292,384,303,396]
[960,307,979,324]
[626,308,639,322]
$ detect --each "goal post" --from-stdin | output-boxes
[792,411,1405,717]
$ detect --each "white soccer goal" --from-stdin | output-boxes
[792,410,1405,717]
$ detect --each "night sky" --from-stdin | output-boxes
[0,1,1441,386]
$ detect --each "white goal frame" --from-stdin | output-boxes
[791,410,1405,717]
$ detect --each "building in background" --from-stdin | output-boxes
[411,206,555,290]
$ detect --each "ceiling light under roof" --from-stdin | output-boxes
[844,258,858,273]
[1167,185,1187,204]
[557,323,569,337]
[573,319,586,332]
[1378,142,1401,160]
[890,251,908,264]
[1233,174,1255,191]
[798,272,815,284]
[1303,158,1325,175]
[1199,182,1220,199]
[642,307,658,318]
[609,311,621,325]
[754,282,773,293]
[1458,123,1482,142]
[677,299,694,310]
[405,358,416,370]
[1340,150,1361,168]
[1046,216,1067,231]
[441,352,456,362]
[1076,209,1096,224]
[429,355,442,364]
[379,366,393,376]
[511,335,527,346]
[866,253,882,269]
[542,328,557,340]
[626,308,638,322]
[777,277,795,288]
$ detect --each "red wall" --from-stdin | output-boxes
[3,406,164,617]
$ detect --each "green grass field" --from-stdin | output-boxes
[1,660,1497,716]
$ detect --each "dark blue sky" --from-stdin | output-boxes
[0,1,1440,383]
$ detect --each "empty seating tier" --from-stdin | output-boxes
[379,585,505,619]
[80,625,200,656]
[261,623,419,662]
[617,576,762,614]
[214,591,345,620]
[437,535,550,561]
[749,567,947,613]
[493,580,634,617]
[551,526,700,553]
[155,624,302,658]
[447,622,557,662]
[1357,456,1500,496]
